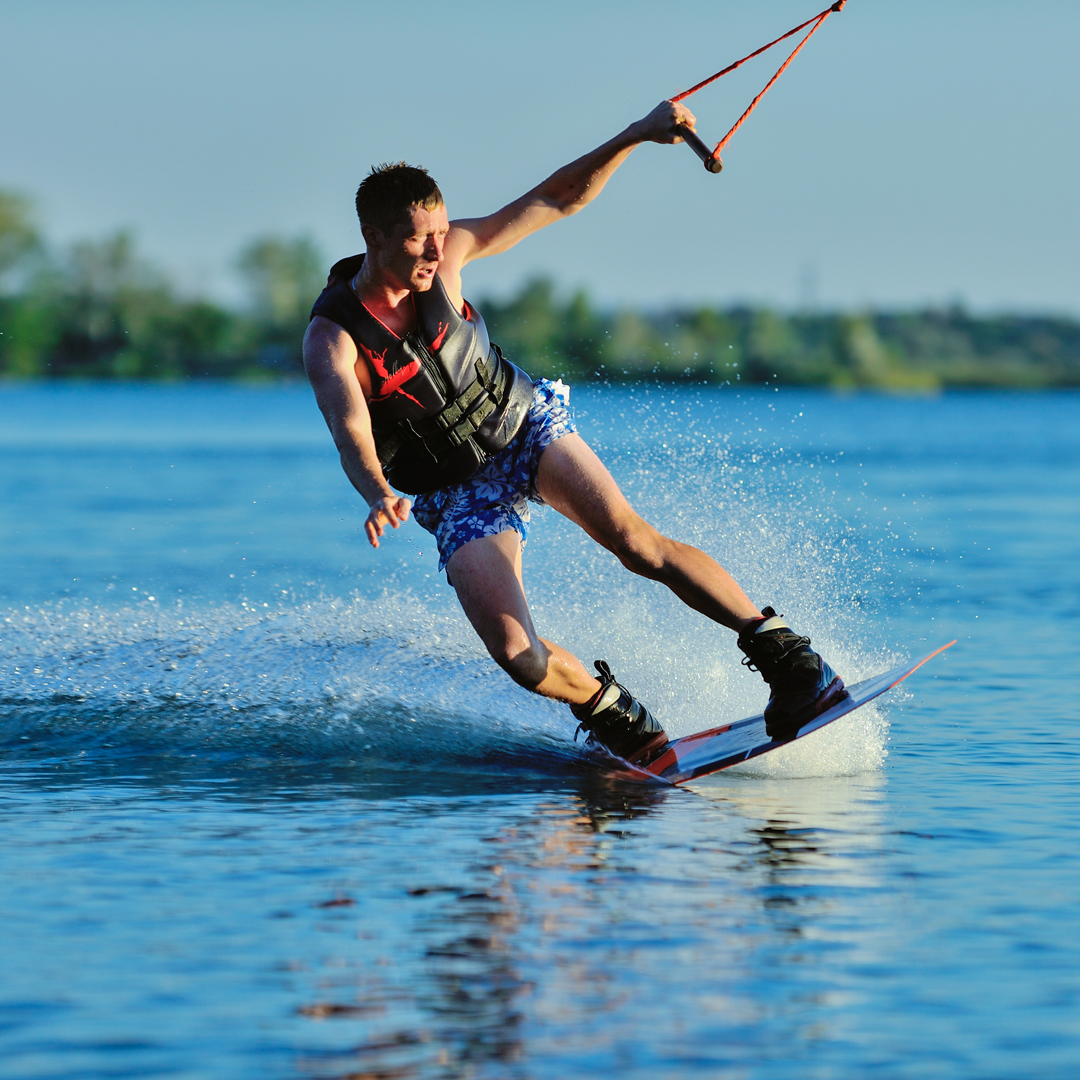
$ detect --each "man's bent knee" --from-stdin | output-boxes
[496,642,550,692]
[609,520,670,579]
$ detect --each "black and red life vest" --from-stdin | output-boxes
[310,254,533,495]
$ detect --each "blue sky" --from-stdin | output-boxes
[3,0,1078,313]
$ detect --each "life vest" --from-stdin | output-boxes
[309,254,533,495]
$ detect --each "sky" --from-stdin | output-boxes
[3,0,1078,314]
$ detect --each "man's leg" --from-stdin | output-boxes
[536,434,762,631]
[536,434,845,740]
[446,528,601,705]
[446,527,668,761]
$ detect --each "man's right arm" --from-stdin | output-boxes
[439,100,697,290]
[303,316,411,548]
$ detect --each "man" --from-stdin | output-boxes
[303,100,844,764]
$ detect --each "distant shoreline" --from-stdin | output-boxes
[5,275,1080,390]
[4,192,1079,390]
[4,283,1079,391]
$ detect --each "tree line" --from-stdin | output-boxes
[2,191,1079,389]
[0,192,323,380]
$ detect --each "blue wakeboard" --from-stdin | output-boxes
[600,641,956,786]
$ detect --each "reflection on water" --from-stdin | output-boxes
[6,722,1079,1077]
[2,756,892,1080]
[241,775,889,1079]
[286,782,678,1079]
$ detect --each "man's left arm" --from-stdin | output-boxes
[441,100,697,279]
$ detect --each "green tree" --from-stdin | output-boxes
[0,192,47,375]
[0,191,41,287]
[603,309,666,376]
[832,314,939,391]
[44,232,173,376]
[481,277,564,373]
[556,289,605,377]
[236,235,324,372]
[671,307,742,380]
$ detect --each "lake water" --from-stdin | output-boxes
[2,382,1078,1079]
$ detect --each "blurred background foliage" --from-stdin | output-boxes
[483,281,1080,390]
[0,191,324,381]
[2,189,1079,389]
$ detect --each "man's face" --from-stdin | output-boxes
[378,203,449,292]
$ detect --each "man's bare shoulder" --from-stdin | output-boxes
[437,226,474,311]
[439,209,528,305]
[305,316,355,357]
[304,316,361,377]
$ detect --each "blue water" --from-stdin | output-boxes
[2,383,1078,1079]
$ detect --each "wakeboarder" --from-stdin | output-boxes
[303,100,845,763]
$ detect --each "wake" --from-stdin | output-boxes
[1,590,895,780]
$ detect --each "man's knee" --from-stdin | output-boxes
[609,518,669,578]
[495,642,550,692]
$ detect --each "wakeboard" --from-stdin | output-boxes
[601,641,956,786]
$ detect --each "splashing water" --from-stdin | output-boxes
[1,384,901,781]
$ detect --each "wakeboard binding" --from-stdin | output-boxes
[738,606,846,741]
[571,660,668,766]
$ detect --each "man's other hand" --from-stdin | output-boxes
[365,495,412,548]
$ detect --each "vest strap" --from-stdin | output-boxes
[376,346,513,469]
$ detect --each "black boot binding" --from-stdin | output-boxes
[738,607,847,741]
[571,661,668,765]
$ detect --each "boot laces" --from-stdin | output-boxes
[572,660,618,743]
[740,633,812,675]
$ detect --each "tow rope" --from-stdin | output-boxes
[672,1,847,174]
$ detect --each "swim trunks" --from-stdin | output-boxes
[412,379,576,571]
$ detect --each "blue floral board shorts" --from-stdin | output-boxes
[412,379,576,572]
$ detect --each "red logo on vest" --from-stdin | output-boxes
[361,345,423,407]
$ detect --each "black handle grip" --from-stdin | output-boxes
[677,125,723,174]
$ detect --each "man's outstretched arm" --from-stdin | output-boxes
[303,316,411,548]
[441,100,697,278]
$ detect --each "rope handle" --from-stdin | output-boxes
[673,0,847,173]
[677,124,724,173]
